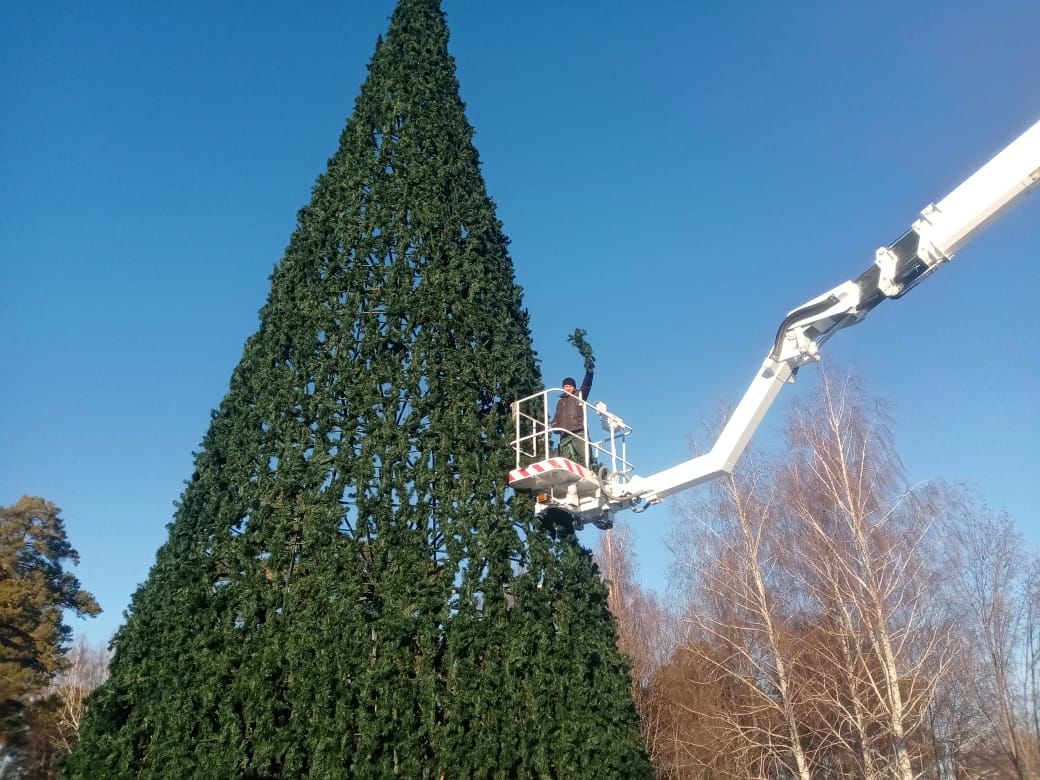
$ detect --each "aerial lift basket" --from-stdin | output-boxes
[508,387,634,528]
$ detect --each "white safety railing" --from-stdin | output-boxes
[511,388,634,479]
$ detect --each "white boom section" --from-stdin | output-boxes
[622,360,794,503]
[918,119,1040,260]
[624,118,1040,506]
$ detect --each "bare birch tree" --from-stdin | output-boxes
[940,492,1035,779]
[48,636,111,753]
[926,630,1007,778]
[673,448,813,780]
[10,636,111,778]
[1025,555,1040,772]
[655,368,1032,779]
[781,369,952,780]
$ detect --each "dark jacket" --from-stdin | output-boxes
[550,369,593,434]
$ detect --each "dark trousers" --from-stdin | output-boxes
[558,433,585,463]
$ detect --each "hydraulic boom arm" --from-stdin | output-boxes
[621,118,1040,506]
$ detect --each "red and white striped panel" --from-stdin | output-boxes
[508,457,591,488]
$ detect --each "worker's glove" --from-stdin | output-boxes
[584,355,595,371]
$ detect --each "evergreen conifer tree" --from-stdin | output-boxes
[66,2,651,776]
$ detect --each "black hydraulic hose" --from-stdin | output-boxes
[769,295,840,360]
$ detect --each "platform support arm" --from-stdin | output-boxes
[626,359,793,503]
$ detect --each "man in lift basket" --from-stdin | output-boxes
[550,365,593,464]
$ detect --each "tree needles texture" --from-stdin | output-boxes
[65,2,649,777]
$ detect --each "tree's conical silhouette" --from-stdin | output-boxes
[67,2,650,776]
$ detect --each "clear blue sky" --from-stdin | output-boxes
[3,2,1038,643]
